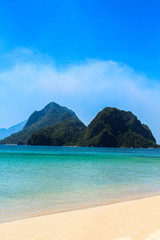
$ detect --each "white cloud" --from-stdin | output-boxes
[0,48,160,142]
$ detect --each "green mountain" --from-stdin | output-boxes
[79,107,157,148]
[1,104,157,148]
[28,118,86,146]
[0,102,85,145]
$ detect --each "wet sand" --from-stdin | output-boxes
[0,196,160,240]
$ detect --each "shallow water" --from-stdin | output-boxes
[0,145,160,222]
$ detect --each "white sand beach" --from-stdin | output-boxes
[0,196,160,240]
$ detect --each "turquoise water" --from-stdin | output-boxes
[0,145,160,222]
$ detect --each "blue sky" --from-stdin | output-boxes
[1,0,160,78]
[0,0,160,142]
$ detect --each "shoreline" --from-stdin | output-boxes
[1,195,160,240]
[1,190,160,224]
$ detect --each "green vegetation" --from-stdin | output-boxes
[0,102,83,145]
[28,118,86,146]
[79,107,158,148]
[0,104,158,148]
[117,131,157,148]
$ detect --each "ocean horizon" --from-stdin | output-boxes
[0,145,160,223]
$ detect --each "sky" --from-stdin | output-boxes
[0,0,160,142]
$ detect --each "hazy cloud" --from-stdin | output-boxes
[0,48,160,142]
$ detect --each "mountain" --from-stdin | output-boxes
[1,104,157,148]
[29,106,157,148]
[79,107,157,148]
[0,102,84,145]
[0,120,27,140]
[28,118,86,146]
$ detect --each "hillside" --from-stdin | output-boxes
[0,120,26,140]
[79,107,157,148]
[28,118,86,146]
[0,102,83,145]
[1,105,157,148]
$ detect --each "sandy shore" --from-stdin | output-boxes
[1,196,160,240]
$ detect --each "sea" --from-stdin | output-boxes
[0,145,160,222]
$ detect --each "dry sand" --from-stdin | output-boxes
[0,196,160,240]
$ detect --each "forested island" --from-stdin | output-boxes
[0,102,158,148]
